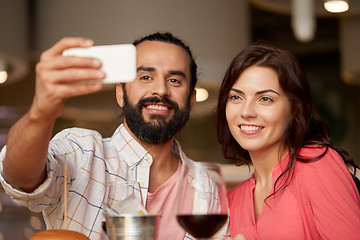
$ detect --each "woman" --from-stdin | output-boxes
[215,44,360,240]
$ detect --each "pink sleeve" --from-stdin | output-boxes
[299,148,360,239]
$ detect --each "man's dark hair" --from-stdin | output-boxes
[133,32,197,92]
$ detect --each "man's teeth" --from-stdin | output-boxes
[241,125,262,131]
[147,105,168,110]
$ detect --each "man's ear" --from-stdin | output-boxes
[116,83,124,108]
[189,89,196,111]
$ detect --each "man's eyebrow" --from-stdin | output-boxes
[230,88,280,95]
[137,66,156,72]
[169,70,186,78]
[137,66,187,79]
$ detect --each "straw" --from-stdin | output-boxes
[64,162,68,229]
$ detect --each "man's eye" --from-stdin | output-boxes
[169,78,180,84]
[140,75,151,80]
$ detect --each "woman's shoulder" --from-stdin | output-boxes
[299,144,331,157]
[294,146,360,216]
[295,145,351,184]
[297,145,342,166]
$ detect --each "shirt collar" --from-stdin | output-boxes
[111,124,150,169]
[111,124,190,169]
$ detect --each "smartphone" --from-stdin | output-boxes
[62,44,136,84]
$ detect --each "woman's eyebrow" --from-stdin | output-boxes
[230,88,244,94]
[255,89,280,95]
[230,88,280,96]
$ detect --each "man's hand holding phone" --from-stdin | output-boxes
[33,37,136,122]
[62,43,136,84]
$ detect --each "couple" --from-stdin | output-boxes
[1,32,359,240]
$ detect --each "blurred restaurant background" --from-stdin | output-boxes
[1,0,360,239]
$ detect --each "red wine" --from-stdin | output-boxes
[177,214,227,238]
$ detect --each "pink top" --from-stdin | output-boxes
[228,146,360,240]
[146,160,185,240]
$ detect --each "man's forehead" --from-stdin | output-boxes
[135,41,189,60]
[135,41,191,74]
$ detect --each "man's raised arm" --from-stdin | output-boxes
[2,37,105,192]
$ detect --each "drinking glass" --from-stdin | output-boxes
[104,181,144,214]
[176,162,228,239]
[103,181,159,240]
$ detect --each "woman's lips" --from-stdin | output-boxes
[239,124,264,135]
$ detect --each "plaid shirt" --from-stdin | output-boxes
[1,124,228,240]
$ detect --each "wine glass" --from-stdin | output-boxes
[176,162,228,239]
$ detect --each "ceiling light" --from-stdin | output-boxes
[0,71,8,84]
[292,0,316,42]
[0,54,28,86]
[324,0,349,13]
[0,57,8,84]
[195,88,209,102]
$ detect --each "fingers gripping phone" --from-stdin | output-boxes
[62,44,136,84]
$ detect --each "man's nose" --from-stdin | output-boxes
[152,78,170,97]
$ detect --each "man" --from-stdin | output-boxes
[0,32,226,240]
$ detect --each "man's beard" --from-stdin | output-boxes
[122,87,191,144]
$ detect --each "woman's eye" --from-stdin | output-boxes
[229,95,241,101]
[260,96,274,103]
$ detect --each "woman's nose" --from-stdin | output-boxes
[240,101,257,119]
